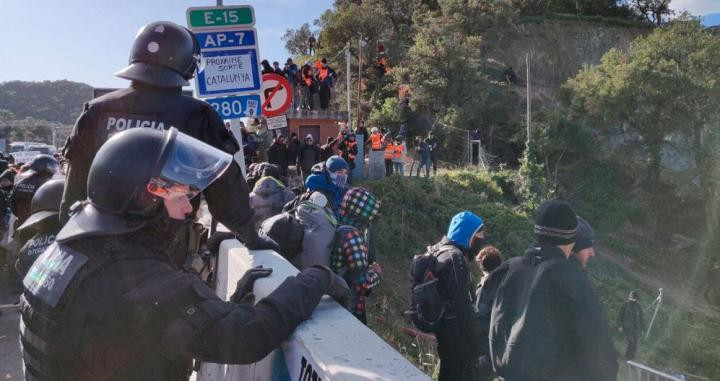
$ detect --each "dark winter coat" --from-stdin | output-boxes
[618,300,645,336]
[490,245,618,381]
[249,177,295,229]
[287,137,300,165]
[267,141,289,174]
[297,143,321,172]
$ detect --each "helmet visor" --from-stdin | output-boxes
[152,132,233,198]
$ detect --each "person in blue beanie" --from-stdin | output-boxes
[305,155,350,217]
[431,211,487,381]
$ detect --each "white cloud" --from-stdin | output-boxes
[671,0,720,15]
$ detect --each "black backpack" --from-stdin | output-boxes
[407,245,455,333]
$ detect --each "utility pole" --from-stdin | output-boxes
[357,34,363,130]
[346,42,352,129]
[526,53,531,148]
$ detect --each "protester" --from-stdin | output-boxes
[267,134,290,177]
[399,121,409,143]
[618,291,645,360]
[320,135,339,162]
[305,155,349,217]
[284,58,299,108]
[317,58,337,110]
[300,61,315,110]
[331,187,381,324]
[272,61,284,75]
[426,131,439,176]
[261,59,274,75]
[383,134,395,177]
[286,132,300,175]
[431,211,486,381]
[476,245,502,289]
[489,200,618,381]
[249,175,296,230]
[392,135,406,176]
[415,136,432,177]
[297,134,321,180]
[253,119,271,163]
[355,119,369,143]
[338,133,358,183]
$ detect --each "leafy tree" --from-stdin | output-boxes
[282,23,317,56]
[568,19,720,222]
[632,0,672,25]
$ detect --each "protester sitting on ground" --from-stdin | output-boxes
[392,135,406,176]
[305,155,349,218]
[267,134,289,177]
[331,187,381,324]
[415,136,432,177]
[383,134,395,177]
[297,134,321,180]
[488,200,618,381]
[249,175,296,230]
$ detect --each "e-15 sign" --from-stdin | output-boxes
[187,6,254,28]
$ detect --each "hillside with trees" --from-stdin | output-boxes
[284,0,720,379]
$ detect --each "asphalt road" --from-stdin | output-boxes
[0,268,22,380]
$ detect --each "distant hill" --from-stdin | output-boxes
[0,80,93,124]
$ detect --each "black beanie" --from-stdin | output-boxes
[574,216,595,251]
[534,200,578,245]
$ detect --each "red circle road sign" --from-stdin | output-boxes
[260,73,293,117]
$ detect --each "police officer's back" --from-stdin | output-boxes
[14,178,64,279]
[12,155,58,226]
[20,128,350,380]
[60,21,267,248]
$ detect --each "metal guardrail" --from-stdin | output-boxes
[627,361,685,381]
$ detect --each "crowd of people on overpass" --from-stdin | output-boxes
[261,57,337,111]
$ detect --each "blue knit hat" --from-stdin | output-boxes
[325,155,348,173]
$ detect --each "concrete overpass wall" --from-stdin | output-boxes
[195,240,430,381]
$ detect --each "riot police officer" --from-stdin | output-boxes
[12,154,58,226]
[20,128,350,380]
[60,21,272,251]
[15,178,64,279]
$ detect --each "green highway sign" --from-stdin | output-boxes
[187,6,255,28]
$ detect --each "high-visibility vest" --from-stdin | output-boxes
[393,144,403,159]
[318,67,329,81]
[346,141,357,161]
[370,133,382,150]
[384,143,395,159]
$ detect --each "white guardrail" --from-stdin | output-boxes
[192,239,430,381]
[627,361,685,381]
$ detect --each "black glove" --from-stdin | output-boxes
[310,265,352,309]
[231,266,273,304]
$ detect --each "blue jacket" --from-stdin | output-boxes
[447,211,484,250]
[305,166,345,218]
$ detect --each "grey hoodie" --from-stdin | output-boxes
[249,177,295,229]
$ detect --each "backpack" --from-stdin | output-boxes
[407,244,456,333]
[261,195,338,270]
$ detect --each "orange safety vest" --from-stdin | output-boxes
[318,67,329,81]
[384,142,395,159]
[370,133,382,150]
[346,141,357,161]
[393,143,403,159]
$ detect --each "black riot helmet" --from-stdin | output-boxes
[17,178,65,232]
[27,155,59,175]
[115,21,201,88]
[57,127,233,243]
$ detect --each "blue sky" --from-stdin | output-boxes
[0,0,332,87]
[0,0,718,88]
